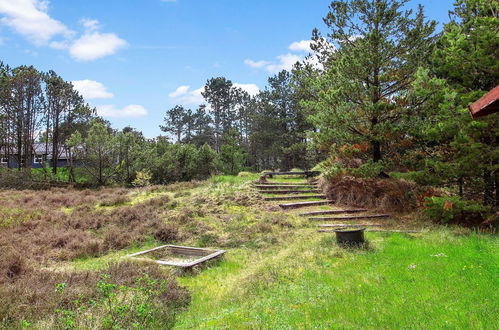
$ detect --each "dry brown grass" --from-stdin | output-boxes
[0,178,289,326]
[0,184,193,326]
[319,175,421,212]
[0,257,189,326]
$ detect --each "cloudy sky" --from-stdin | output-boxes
[0,0,455,137]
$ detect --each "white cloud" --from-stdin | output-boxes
[0,1,126,61]
[244,59,270,69]
[266,53,303,73]
[72,80,114,99]
[289,40,312,52]
[233,83,259,96]
[168,85,204,105]
[0,0,72,45]
[69,31,127,61]
[246,53,303,74]
[80,18,100,32]
[244,39,327,74]
[96,104,148,118]
[169,85,190,98]
[169,83,260,106]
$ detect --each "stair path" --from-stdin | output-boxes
[264,194,326,201]
[253,173,419,234]
[259,190,322,194]
[299,209,366,216]
[317,223,383,228]
[279,200,333,209]
[308,214,390,221]
[254,184,317,189]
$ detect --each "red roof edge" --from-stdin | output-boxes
[468,85,499,119]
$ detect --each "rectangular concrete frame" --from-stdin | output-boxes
[127,244,226,268]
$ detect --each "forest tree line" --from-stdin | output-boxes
[0,0,497,206]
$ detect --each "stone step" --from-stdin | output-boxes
[254,184,317,189]
[259,190,322,194]
[279,200,333,209]
[298,209,367,216]
[309,214,390,221]
[264,195,326,201]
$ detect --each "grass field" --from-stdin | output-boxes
[0,173,497,329]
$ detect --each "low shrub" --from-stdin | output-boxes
[99,195,130,207]
[0,260,189,328]
[132,170,152,187]
[390,170,443,186]
[319,175,420,212]
[424,196,492,226]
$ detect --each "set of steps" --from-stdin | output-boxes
[255,179,331,205]
[254,172,418,234]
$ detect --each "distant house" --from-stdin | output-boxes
[0,143,71,169]
[468,85,499,119]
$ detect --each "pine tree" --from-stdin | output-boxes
[306,0,437,163]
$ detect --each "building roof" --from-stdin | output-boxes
[468,85,499,119]
[1,143,69,158]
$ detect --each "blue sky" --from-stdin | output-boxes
[0,0,455,137]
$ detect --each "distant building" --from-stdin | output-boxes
[469,85,499,119]
[0,143,71,169]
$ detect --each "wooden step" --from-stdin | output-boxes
[264,195,326,201]
[279,200,333,209]
[262,171,321,177]
[317,224,383,228]
[254,184,317,189]
[366,229,423,233]
[259,190,321,194]
[299,209,367,216]
[309,214,390,221]
[318,229,422,233]
[255,182,314,185]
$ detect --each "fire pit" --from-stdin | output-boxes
[334,227,365,246]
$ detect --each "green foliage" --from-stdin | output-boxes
[424,196,491,224]
[404,0,499,204]
[390,170,442,186]
[302,0,437,163]
[219,129,246,175]
[316,158,384,180]
[140,139,219,184]
[131,170,152,187]
[350,161,385,179]
[249,71,315,171]
[68,121,119,186]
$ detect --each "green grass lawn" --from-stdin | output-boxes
[175,229,498,329]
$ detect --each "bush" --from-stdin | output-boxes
[351,161,384,178]
[319,175,419,212]
[316,159,385,180]
[132,170,152,187]
[424,196,491,226]
[390,170,443,186]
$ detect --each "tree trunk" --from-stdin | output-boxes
[483,169,493,205]
[372,140,382,162]
[52,114,59,175]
